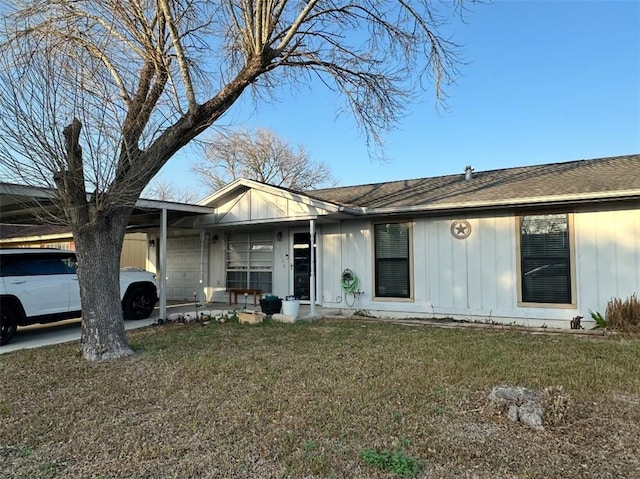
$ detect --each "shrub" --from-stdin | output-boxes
[606,293,640,332]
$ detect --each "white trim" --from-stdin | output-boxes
[363,190,640,215]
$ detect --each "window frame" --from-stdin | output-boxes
[372,220,414,301]
[225,232,274,293]
[515,212,577,308]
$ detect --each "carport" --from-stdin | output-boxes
[0,182,213,320]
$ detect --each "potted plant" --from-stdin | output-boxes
[259,295,282,315]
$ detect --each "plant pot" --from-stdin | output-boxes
[259,298,282,315]
[281,299,300,319]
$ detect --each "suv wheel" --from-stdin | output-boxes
[1,304,19,346]
[123,287,156,320]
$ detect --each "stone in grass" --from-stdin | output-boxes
[489,385,544,430]
[507,402,544,430]
[271,313,297,324]
[238,311,264,324]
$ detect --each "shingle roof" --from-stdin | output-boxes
[0,224,70,240]
[305,154,640,210]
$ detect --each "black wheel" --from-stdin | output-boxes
[123,287,156,320]
[1,304,19,346]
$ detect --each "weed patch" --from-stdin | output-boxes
[360,447,422,477]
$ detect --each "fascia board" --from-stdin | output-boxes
[135,198,213,214]
[361,190,640,215]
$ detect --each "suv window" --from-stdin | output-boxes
[0,253,77,277]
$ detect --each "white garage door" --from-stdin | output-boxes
[166,236,203,301]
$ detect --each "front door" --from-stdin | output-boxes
[290,231,316,302]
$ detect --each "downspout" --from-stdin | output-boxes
[309,219,317,318]
[159,207,168,320]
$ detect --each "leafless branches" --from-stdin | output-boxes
[0,0,473,359]
[1,1,469,206]
[144,178,200,203]
[192,128,336,191]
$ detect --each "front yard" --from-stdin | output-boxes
[1,319,639,478]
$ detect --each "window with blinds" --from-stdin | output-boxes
[226,232,273,293]
[519,214,572,304]
[374,222,411,298]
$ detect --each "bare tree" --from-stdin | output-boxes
[144,179,200,203]
[0,0,472,360]
[193,128,336,191]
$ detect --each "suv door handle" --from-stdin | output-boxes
[9,280,26,284]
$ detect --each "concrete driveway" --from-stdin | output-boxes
[0,302,337,354]
[0,303,199,355]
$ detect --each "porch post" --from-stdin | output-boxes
[159,207,167,320]
[309,219,317,317]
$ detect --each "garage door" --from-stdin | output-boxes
[166,236,203,301]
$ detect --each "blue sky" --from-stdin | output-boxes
[155,0,640,196]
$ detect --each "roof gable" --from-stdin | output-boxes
[194,178,343,226]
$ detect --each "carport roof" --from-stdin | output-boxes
[0,182,213,231]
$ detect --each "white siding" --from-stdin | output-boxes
[422,215,515,319]
[205,235,226,302]
[575,206,640,316]
[320,224,344,305]
[319,204,639,328]
[272,229,290,298]
[211,189,338,224]
[319,220,371,308]
[148,191,638,329]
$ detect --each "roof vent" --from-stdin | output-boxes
[464,165,474,180]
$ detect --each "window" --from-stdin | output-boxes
[0,253,77,277]
[226,232,273,292]
[374,222,411,298]
[519,214,572,304]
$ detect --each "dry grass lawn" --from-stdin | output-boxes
[1,318,639,478]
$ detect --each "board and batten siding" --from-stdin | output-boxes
[320,205,639,328]
[205,188,338,226]
[574,206,640,317]
[320,215,520,321]
[423,215,516,318]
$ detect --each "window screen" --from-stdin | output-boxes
[520,214,571,304]
[226,232,273,292]
[374,222,411,298]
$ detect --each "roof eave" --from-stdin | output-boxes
[361,190,640,215]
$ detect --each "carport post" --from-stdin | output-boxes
[309,219,317,318]
[159,207,167,320]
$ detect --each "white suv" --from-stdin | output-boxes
[0,248,158,345]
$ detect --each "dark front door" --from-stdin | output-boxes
[292,232,316,301]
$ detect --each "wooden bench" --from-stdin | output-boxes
[227,288,263,306]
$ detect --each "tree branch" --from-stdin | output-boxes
[158,0,197,113]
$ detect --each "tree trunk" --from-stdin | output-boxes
[74,208,133,361]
